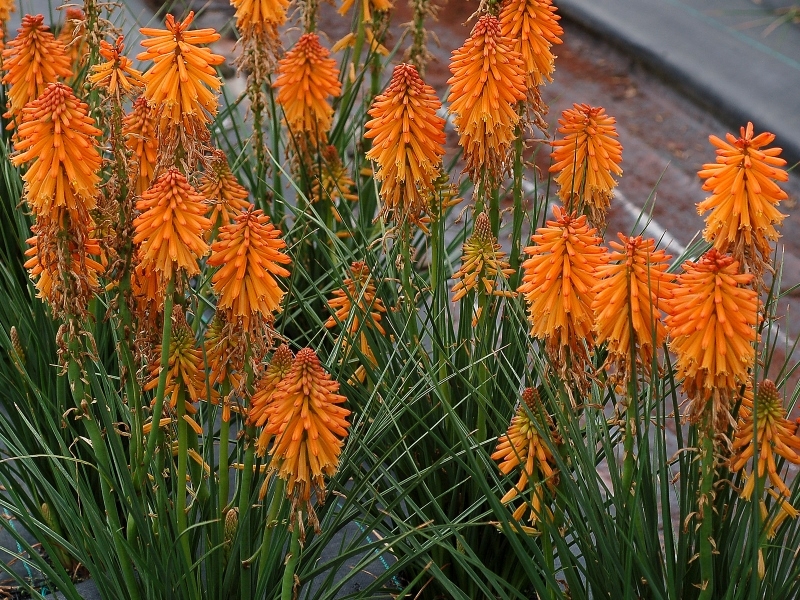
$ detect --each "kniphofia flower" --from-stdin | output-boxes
[123,97,159,196]
[231,0,289,32]
[697,122,788,277]
[447,15,526,182]
[2,15,72,127]
[732,380,800,499]
[273,33,341,139]
[365,63,446,226]
[88,36,144,98]
[338,0,392,21]
[58,7,87,74]
[665,249,759,426]
[0,0,14,25]
[310,145,358,208]
[451,212,515,304]
[248,344,293,456]
[133,169,211,282]
[203,314,243,391]
[200,149,250,233]
[499,0,563,88]
[12,83,101,219]
[137,12,224,131]
[518,205,607,373]
[263,348,351,506]
[592,234,676,374]
[491,388,559,528]
[208,208,291,327]
[550,104,623,229]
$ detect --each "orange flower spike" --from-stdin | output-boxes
[12,83,101,217]
[593,234,676,369]
[365,63,446,225]
[665,249,759,414]
[232,0,290,32]
[518,205,607,351]
[123,97,159,196]
[273,33,342,137]
[2,15,73,126]
[88,36,145,97]
[0,0,15,25]
[58,7,87,73]
[264,348,351,505]
[447,15,527,182]
[550,104,623,228]
[199,150,250,232]
[208,208,291,322]
[697,122,788,269]
[138,12,224,126]
[325,261,387,337]
[338,0,392,21]
[133,169,212,281]
[452,212,515,302]
[248,344,294,456]
[499,0,563,88]
[203,315,242,390]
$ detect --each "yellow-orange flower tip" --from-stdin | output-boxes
[273,33,342,138]
[665,249,760,425]
[88,36,144,97]
[249,344,294,455]
[446,15,527,183]
[138,12,224,128]
[232,0,290,33]
[133,169,212,281]
[12,82,101,218]
[451,212,515,303]
[208,208,291,324]
[264,347,351,505]
[365,63,446,226]
[592,234,676,372]
[697,122,788,275]
[325,261,387,337]
[338,0,393,21]
[200,150,250,232]
[499,0,563,89]
[2,15,73,126]
[732,380,800,499]
[123,97,159,196]
[550,104,623,228]
[518,205,606,356]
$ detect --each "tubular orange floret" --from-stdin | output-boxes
[338,0,392,21]
[133,169,212,282]
[446,15,527,183]
[263,348,351,507]
[518,205,607,376]
[499,0,563,89]
[203,314,244,391]
[665,249,760,427]
[592,234,676,375]
[58,7,87,75]
[550,103,623,229]
[137,12,224,130]
[123,97,159,196]
[88,36,144,98]
[365,63,446,226]
[207,208,291,327]
[273,33,342,140]
[12,82,101,220]
[2,14,72,127]
[232,0,289,32]
[0,0,15,25]
[200,149,251,233]
[248,344,294,456]
[697,122,788,279]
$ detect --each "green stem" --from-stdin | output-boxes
[475,290,490,444]
[268,83,284,224]
[400,222,419,348]
[509,126,525,289]
[280,512,302,600]
[176,387,194,588]
[219,383,232,517]
[257,477,286,578]
[238,425,257,599]
[697,414,715,600]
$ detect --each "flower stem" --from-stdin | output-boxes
[219,383,232,517]
[175,386,199,599]
[280,512,302,600]
[238,425,257,599]
[257,477,286,577]
[697,414,715,600]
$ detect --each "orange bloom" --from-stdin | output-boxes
[365,63,446,226]
[0,0,14,25]
[274,33,342,139]
[732,380,800,499]
[447,15,526,182]
[451,212,515,303]
[58,7,87,75]
[133,169,211,281]
[550,104,623,229]
[232,0,289,32]
[499,0,563,88]
[12,82,101,219]
[264,348,351,505]
[2,14,72,127]
[697,122,788,275]
[123,97,159,196]
[592,234,675,373]
[518,206,607,368]
[665,249,759,425]
[338,0,392,21]
[310,145,358,208]
[88,36,144,98]
[199,149,250,232]
[137,12,224,129]
[248,344,294,456]
[203,314,243,390]
[491,388,559,527]
[208,208,291,325]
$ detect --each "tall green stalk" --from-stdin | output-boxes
[281,513,302,600]
[697,414,716,600]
